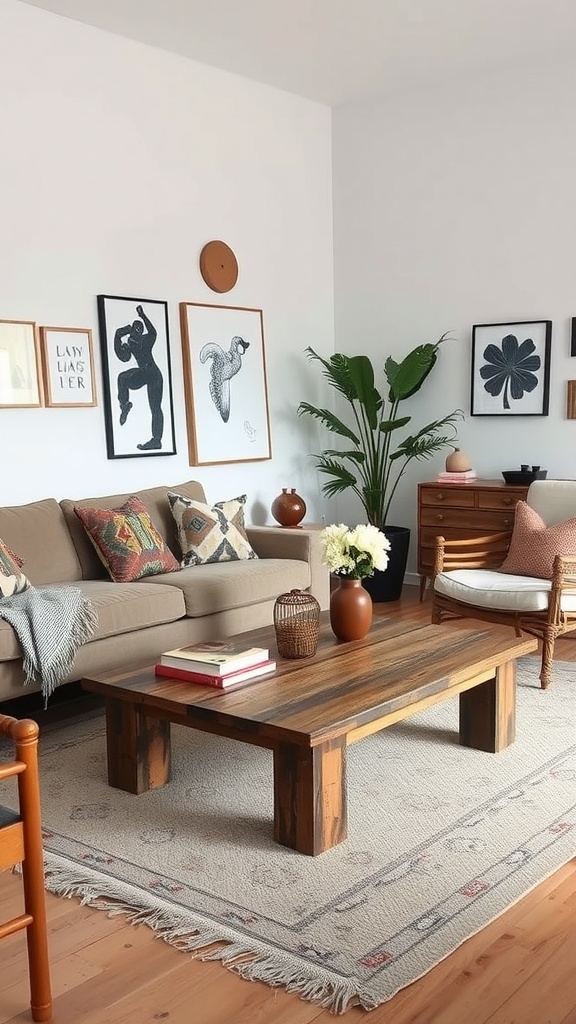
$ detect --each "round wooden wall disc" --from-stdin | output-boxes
[199,240,238,293]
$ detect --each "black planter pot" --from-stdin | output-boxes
[362,525,410,603]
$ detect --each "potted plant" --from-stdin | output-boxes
[298,334,463,601]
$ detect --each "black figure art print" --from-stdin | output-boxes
[97,295,176,458]
[471,321,551,417]
[179,302,271,466]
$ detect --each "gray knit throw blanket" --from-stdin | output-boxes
[0,586,98,706]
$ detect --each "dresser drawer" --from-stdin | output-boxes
[420,508,516,531]
[419,488,476,508]
[477,489,526,510]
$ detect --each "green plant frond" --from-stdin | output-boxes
[314,460,359,498]
[392,433,460,461]
[304,347,356,401]
[408,409,464,440]
[297,402,360,445]
[377,415,411,435]
[324,448,365,464]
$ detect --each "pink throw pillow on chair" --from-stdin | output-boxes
[499,501,576,579]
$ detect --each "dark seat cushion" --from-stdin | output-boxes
[0,804,20,827]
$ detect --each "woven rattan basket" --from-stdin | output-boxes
[273,589,320,659]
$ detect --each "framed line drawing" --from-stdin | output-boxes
[471,320,552,417]
[40,326,97,407]
[571,317,576,356]
[97,295,176,459]
[179,301,272,466]
[0,319,43,408]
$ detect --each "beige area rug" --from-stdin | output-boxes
[3,657,576,1013]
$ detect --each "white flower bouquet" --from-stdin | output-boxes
[320,523,391,580]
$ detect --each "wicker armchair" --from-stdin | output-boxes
[431,480,576,689]
[0,715,51,1021]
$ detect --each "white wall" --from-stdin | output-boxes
[332,60,576,575]
[0,0,334,523]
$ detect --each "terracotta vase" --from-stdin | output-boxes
[271,488,306,528]
[329,578,373,642]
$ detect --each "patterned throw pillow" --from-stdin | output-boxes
[74,495,180,583]
[499,501,576,579]
[0,538,30,598]
[167,492,258,566]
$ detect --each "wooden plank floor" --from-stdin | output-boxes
[2,587,576,1024]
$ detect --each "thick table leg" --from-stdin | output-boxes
[459,660,516,753]
[273,737,347,855]
[104,699,171,794]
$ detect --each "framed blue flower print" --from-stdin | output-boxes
[471,320,551,416]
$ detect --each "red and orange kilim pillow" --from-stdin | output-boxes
[74,495,180,583]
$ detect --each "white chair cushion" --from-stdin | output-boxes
[434,569,576,614]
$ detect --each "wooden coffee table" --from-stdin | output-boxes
[81,617,537,856]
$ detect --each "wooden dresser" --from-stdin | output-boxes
[417,479,529,598]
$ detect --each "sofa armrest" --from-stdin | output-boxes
[246,526,329,610]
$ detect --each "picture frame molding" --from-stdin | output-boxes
[470,319,552,417]
[179,300,272,466]
[97,294,177,459]
[0,318,44,408]
[39,325,97,408]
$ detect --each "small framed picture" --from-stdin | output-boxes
[179,301,272,466]
[97,295,177,459]
[40,326,97,407]
[471,320,552,417]
[0,319,43,408]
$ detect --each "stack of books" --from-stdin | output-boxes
[155,640,276,689]
[436,469,477,483]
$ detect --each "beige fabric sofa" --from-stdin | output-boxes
[0,480,329,705]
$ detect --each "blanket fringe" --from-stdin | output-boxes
[43,853,362,1014]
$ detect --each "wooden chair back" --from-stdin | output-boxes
[0,714,52,1021]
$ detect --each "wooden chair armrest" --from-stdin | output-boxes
[432,532,511,577]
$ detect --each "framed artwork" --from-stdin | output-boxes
[179,301,272,466]
[471,320,552,417]
[571,318,576,357]
[40,326,97,407]
[0,319,43,408]
[96,295,176,459]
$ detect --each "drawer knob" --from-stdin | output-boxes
[435,492,445,501]
[435,513,445,521]
[503,518,511,526]
[502,497,513,506]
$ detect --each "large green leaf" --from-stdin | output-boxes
[347,355,381,429]
[297,402,359,445]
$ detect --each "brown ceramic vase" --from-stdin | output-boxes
[329,578,373,642]
[271,488,306,527]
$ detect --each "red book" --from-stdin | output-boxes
[154,659,277,689]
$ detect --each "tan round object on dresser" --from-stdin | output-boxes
[445,448,472,472]
[199,240,238,292]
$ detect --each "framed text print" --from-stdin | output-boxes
[471,320,551,416]
[40,326,97,407]
[97,295,176,459]
[179,302,272,466]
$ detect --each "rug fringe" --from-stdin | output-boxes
[43,853,363,1014]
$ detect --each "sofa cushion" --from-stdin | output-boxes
[145,557,310,616]
[0,579,186,662]
[60,480,207,580]
[74,496,180,583]
[168,492,258,566]
[499,501,576,578]
[0,499,82,585]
